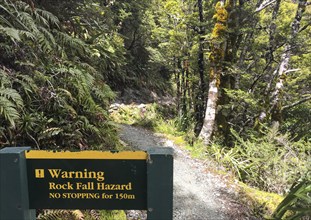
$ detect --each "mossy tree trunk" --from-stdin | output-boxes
[199,0,229,144]
[216,0,244,145]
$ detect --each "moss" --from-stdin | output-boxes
[213,2,229,23]
[208,0,229,88]
[238,182,284,218]
[211,1,229,39]
[211,23,227,39]
[169,135,185,145]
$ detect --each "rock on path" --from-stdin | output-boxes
[118,124,232,220]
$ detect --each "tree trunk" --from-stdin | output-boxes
[270,0,307,122]
[175,57,181,112]
[199,0,228,144]
[194,0,207,136]
[199,68,219,144]
[257,0,281,122]
[216,0,243,145]
[180,60,187,118]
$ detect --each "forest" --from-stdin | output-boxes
[0,0,310,219]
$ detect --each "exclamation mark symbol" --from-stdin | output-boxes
[35,169,44,178]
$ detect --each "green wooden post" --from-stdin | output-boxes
[147,147,173,220]
[0,147,36,220]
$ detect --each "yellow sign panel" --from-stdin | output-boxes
[25,150,147,160]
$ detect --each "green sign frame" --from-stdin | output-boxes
[0,147,173,220]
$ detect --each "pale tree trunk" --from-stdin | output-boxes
[199,0,229,144]
[270,0,307,122]
[199,68,219,144]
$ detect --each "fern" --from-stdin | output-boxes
[35,8,60,28]
[38,26,56,46]
[19,29,36,40]
[37,210,84,220]
[0,96,20,128]
[14,74,38,97]
[54,31,87,55]
[35,30,52,53]
[0,0,118,150]
[0,26,21,41]
[0,13,14,27]
[92,82,116,106]
[17,11,38,32]
[0,86,24,128]
[38,127,63,141]
[79,62,98,75]
[0,88,24,108]
[89,210,101,220]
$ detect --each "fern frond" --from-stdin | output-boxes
[19,29,36,40]
[38,26,56,46]
[0,88,24,109]
[15,74,38,97]
[35,30,52,53]
[92,83,115,106]
[0,14,14,27]
[51,65,69,75]
[38,209,84,220]
[1,1,33,31]
[54,31,87,55]
[56,88,74,101]
[72,210,84,220]
[38,127,63,141]
[79,62,98,75]
[33,9,49,27]
[35,8,60,28]
[0,96,20,128]
[75,116,100,136]
[0,73,10,88]
[89,210,100,220]
[0,26,21,41]
[17,11,37,32]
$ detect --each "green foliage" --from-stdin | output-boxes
[84,210,126,220]
[110,103,159,128]
[0,78,24,128]
[0,0,118,150]
[220,125,311,194]
[271,179,311,219]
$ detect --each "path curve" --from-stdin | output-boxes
[118,124,231,220]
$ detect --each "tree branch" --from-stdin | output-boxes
[255,0,276,13]
[299,22,311,33]
[284,68,300,74]
[282,96,311,111]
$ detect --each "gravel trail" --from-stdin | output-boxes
[118,124,233,220]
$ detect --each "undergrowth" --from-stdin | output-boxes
[37,209,126,220]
